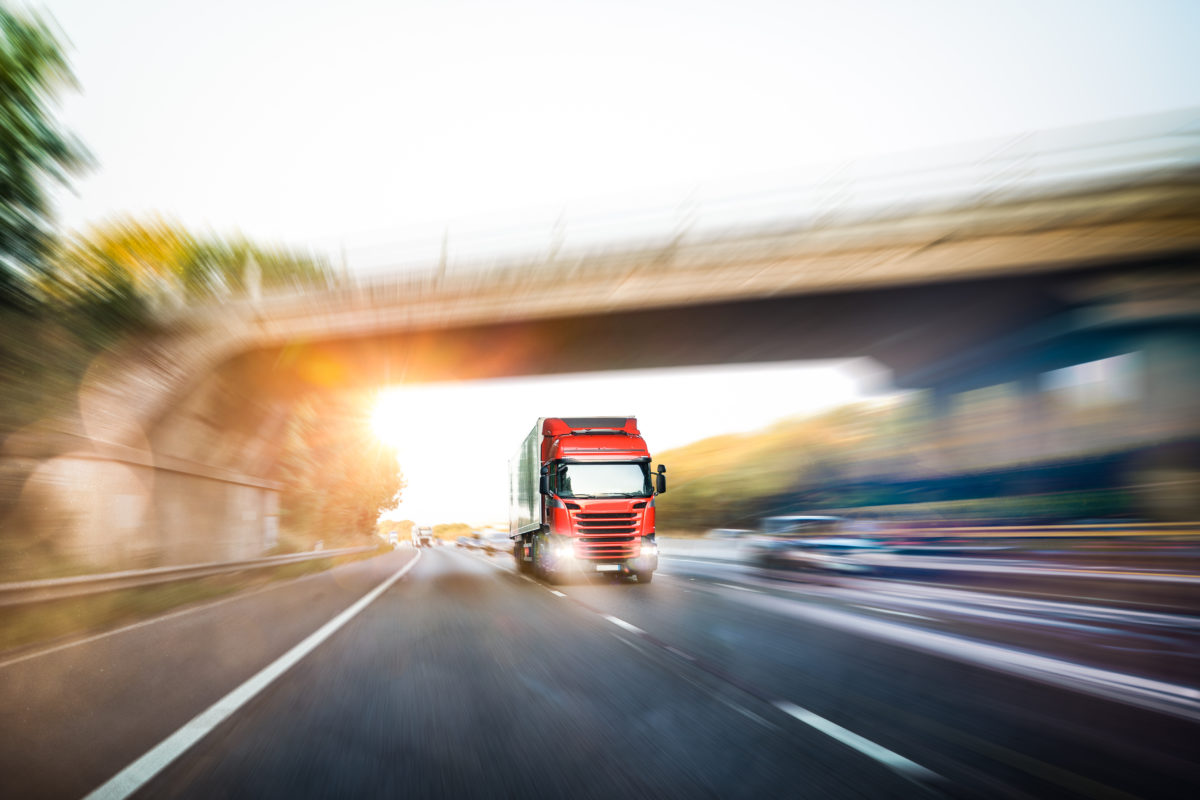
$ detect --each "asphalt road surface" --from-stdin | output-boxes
[3,546,1198,798]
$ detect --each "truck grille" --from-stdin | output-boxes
[570,509,642,558]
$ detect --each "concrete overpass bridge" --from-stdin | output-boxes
[5,119,1200,568]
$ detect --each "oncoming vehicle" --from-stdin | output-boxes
[415,527,434,548]
[750,516,889,576]
[510,417,664,584]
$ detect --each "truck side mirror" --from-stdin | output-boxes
[539,464,550,495]
[655,464,667,494]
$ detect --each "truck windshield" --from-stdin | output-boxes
[557,462,651,498]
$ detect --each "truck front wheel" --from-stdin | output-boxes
[635,570,654,584]
[531,537,551,581]
[536,538,570,585]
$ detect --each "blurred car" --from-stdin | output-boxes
[758,515,845,535]
[707,528,752,539]
[749,516,890,576]
[459,533,487,550]
[482,531,512,556]
[760,536,889,575]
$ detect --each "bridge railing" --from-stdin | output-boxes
[233,107,1200,310]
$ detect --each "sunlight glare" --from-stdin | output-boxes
[371,390,407,449]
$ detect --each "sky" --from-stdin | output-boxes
[371,359,886,525]
[42,0,1200,260]
[32,0,1200,524]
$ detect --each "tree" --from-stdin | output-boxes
[278,393,406,543]
[44,216,330,324]
[0,4,89,307]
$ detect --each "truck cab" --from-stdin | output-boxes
[510,417,664,584]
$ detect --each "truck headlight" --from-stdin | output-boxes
[553,540,574,559]
[640,538,658,556]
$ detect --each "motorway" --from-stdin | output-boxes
[2,545,1199,799]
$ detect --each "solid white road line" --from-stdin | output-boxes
[604,615,646,636]
[549,590,566,597]
[773,701,942,783]
[83,551,422,800]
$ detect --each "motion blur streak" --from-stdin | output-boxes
[3,110,1199,577]
[737,586,1200,723]
[38,546,1198,798]
[85,550,421,800]
[772,701,942,784]
[1,5,1199,794]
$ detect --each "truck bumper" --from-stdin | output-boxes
[542,535,658,579]
[575,551,658,575]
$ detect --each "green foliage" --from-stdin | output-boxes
[0,17,327,435]
[654,395,1145,530]
[0,218,331,438]
[43,216,330,324]
[655,408,879,529]
[0,4,89,307]
[278,393,405,543]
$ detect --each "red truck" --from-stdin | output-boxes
[509,417,665,583]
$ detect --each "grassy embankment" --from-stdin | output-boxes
[0,542,389,655]
[653,402,1158,531]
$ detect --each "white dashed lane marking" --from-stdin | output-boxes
[469,543,946,788]
[604,615,647,635]
[773,701,943,783]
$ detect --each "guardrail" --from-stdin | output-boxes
[0,546,377,607]
[871,522,1200,538]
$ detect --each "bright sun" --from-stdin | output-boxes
[370,390,408,449]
